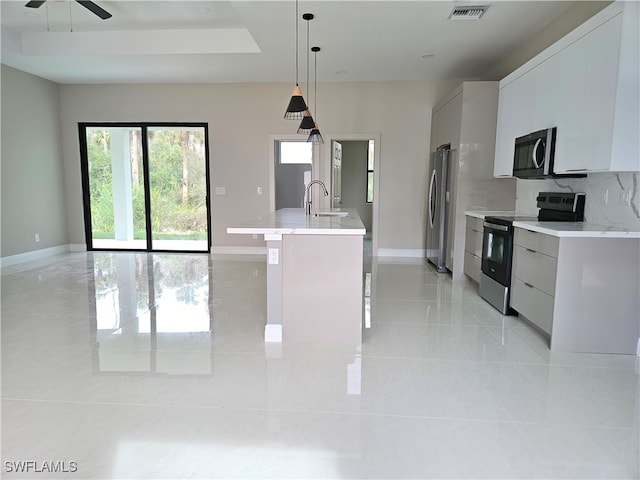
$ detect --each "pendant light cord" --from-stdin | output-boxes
[314,49,318,121]
[295,0,299,85]
[305,16,310,99]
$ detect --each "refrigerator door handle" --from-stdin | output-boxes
[428,169,437,227]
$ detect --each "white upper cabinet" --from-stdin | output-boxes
[494,68,539,177]
[494,1,639,176]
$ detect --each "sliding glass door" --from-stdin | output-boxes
[80,123,210,253]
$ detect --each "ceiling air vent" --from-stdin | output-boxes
[448,5,490,20]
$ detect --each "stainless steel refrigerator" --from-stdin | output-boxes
[426,147,450,272]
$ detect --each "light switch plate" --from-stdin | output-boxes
[268,248,279,265]
[215,186,226,195]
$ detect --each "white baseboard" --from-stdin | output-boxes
[69,244,87,252]
[376,248,426,258]
[212,246,267,255]
[264,324,283,343]
[1,244,71,268]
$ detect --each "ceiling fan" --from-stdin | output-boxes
[25,1,112,20]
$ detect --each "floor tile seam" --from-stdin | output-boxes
[3,397,640,430]
[402,355,640,370]
[389,322,489,329]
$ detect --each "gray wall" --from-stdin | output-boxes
[2,76,456,256]
[55,80,459,252]
[340,141,372,233]
[1,65,68,257]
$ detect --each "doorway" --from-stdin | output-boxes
[324,134,380,255]
[79,123,211,253]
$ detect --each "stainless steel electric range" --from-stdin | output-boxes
[479,192,585,314]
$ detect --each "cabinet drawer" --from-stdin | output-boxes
[511,278,554,335]
[464,228,483,257]
[463,250,481,284]
[514,228,559,258]
[466,216,484,232]
[512,245,557,297]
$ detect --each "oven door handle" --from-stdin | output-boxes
[483,221,509,232]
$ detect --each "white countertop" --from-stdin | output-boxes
[466,210,640,238]
[513,220,640,238]
[227,208,366,236]
[465,210,518,219]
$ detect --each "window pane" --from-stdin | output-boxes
[367,172,374,203]
[367,140,375,170]
[280,141,312,164]
[86,126,147,249]
[147,126,208,252]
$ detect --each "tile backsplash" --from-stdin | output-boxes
[516,172,640,228]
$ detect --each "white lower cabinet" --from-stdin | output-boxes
[510,226,640,354]
[463,216,484,283]
[511,278,555,335]
[510,229,559,335]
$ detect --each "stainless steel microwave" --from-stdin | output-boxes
[512,128,557,179]
[512,127,586,179]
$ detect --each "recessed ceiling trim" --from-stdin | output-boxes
[21,28,261,56]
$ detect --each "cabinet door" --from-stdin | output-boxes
[552,34,588,173]
[554,16,622,173]
[581,15,621,171]
[533,54,560,131]
[494,82,517,177]
[494,68,539,177]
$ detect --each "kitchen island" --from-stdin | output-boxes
[228,208,366,344]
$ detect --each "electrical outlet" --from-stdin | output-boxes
[600,189,608,205]
[215,186,226,195]
[34,233,40,242]
[619,191,631,206]
[257,186,263,195]
[268,248,279,265]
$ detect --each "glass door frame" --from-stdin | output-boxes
[79,122,212,253]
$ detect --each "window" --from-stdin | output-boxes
[366,139,375,203]
[279,140,312,164]
[79,123,211,252]
[274,139,313,210]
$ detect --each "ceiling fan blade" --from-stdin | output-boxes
[75,0,112,19]
[25,1,46,8]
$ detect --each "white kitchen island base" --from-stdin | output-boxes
[228,208,366,345]
[282,234,363,344]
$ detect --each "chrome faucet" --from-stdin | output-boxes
[305,180,329,215]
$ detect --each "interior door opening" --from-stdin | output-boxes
[80,123,211,253]
[330,139,375,236]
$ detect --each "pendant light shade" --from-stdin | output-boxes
[298,110,316,134]
[308,126,324,144]
[284,0,308,119]
[307,46,324,144]
[284,85,307,119]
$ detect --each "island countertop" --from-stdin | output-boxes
[227,208,366,236]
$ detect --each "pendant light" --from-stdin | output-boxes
[298,13,316,134]
[307,46,324,144]
[284,0,308,119]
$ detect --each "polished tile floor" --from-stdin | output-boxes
[2,251,638,479]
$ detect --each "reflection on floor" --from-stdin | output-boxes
[1,251,638,479]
